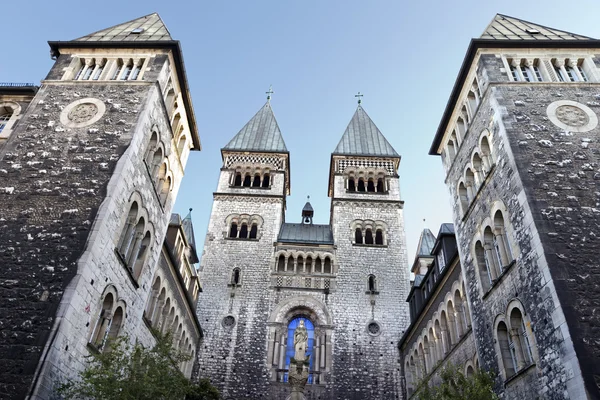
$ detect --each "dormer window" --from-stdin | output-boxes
[0,111,13,134]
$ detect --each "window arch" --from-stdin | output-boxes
[458,182,468,214]
[357,178,366,192]
[465,168,476,200]
[367,178,375,192]
[249,223,258,239]
[227,214,263,240]
[231,268,241,285]
[117,200,153,280]
[440,311,451,354]
[229,221,238,238]
[493,210,514,270]
[323,257,331,274]
[480,134,493,173]
[252,174,261,187]
[509,308,533,368]
[0,109,13,135]
[348,176,356,191]
[239,222,249,239]
[177,132,187,156]
[472,153,483,185]
[364,228,374,245]
[375,229,384,245]
[89,287,125,352]
[367,275,377,292]
[376,178,385,193]
[233,172,242,186]
[352,220,387,246]
[277,255,286,272]
[243,174,251,187]
[497,320,517,378]
[262,173,270,188]
[355,228,363,244]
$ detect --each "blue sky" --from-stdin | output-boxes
[3,0,599,264]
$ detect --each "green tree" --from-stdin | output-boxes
[414,363,498,400]
[58,332,220,400]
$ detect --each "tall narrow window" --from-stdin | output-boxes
[120,59,133,80]
[519,65,532,82]
[75,61,86,80]
[532,64,543,82]
[510,65,521,81]
[233,173,242,187]
[365,229,374,245]
[262,174,270,188]
[249,224,258,239]
[90,293,114,350]
[131,59,144,80]
[229,222,238,238]
[357,178,366,192]
[243,174,251,187]
[497,321,517,378]
[83,61,95,80]
[277,255,286,272]
[565,66,578,82]
[252,175,261,187]
[111,59,124,80]
[555,65,566,82]
[239,223,248,239]
[355,228,363,244]
[348,177,356,191]
[92,61,105,80]
[376,178,384,193]
[323,258,331,274]
[315,258,322,273]
[0,111,13,134]
[305,256,313,273]
[475,241,492,292]
[367,179,375,192]
[375,229,383,245]
[577,65,589,82]
[232,268,241,285]
[368,275,376,292]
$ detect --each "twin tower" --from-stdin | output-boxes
[196,100,411,399]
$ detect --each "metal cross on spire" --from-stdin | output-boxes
[266,85,274,101]
[355,91,363,104]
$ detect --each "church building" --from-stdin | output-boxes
[429,14,600,399]
[195,99,411,399]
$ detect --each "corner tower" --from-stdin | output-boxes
[328,105,411,399]
[196,100,290,397]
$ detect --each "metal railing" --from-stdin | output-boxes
[0,83,35,87]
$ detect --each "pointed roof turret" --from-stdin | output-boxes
[223,102,287,153]
[182,209,199,264]
[74,13,173,42]
[481,14,594,41]
[333,105,399,157]
[416,228,436,257]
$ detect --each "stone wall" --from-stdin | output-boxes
[0,50,191,399]
[444,82,587,399]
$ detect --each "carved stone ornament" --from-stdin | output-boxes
[60,98,106,128]
[68,103,99,124]
[555,105,589,127]
[368,321,381,335]
[222,315,236,328]
[546,100,598,133]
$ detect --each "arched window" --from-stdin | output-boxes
[440,311,451,354]
[480,135,492,172]
[297,256,304,272]
[233,172,242,186]
[243,174,251,187]
[118,202,139,259]
[428,327,437,365]
[110,58,124,80]
[355,228,363,244]
[376,178,384,193]
[305,256,313,273]
[365,229,374,245]
[229,222,238,238]
[252,174,261,187]
[132,231,151,280]
[473,153,483,184]
[0,109,13,134]
[249,223,258,239]
[509,308,533,367]
[145,277,161,323]
[447,300,459,343]
[90,292,114,350]
[458,182,468,214]
[466,365,475,377]
[82,59,96,80]
[277,255,286,272]
[160,176,171,205]
[315,257,322,273]
[434,319,444,357]
[465,168,476,199]
[375,229,384,245]
[423,336,430,373]
[483,227,501,279]
[323,257,331,274]
[497,321,517,378]
[348,177,356,191]
[120,59,134,80]
[177,134,187,156]
[357,178,366,192]
[457,115,467,139]
[367,178,375,192]
[367,275,377,292]
[467,91,478,117]
[493,211,514,270]
[239,223,248,239]
[418,343,426,375]
[288,256,295,272]
[262,173,270,188]
[107,306,124,348]
[446,139,456,164]
[284,317,315,383]
[130,59,144,80]
[232,268,241,285]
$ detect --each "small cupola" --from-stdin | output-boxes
[302,197,314,225]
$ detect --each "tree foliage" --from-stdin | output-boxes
[415,363,498,400]
[58,333,220,400]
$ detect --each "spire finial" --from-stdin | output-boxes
[423,218,427,229]
[355,91,363,104]
[307,195,310,201]
[266,85,274,101]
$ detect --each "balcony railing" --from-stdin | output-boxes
[0,83,35,87]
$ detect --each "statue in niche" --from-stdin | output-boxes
[293,319,308,361]
[289,319,310,400]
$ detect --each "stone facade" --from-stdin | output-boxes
[429,14,600,400]
[0,14,202,399]
[195,106,411,399]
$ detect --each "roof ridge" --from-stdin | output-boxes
[481,13,595,41]
[74,12,173,42]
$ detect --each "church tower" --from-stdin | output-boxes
[0,14,200,399]
[196,100,290,397]
[328,104,411,398]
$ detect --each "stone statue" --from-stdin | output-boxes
[289,319,310,400]
[293,319,308,361]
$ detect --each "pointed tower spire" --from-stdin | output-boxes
[302,196,314,225]
[333,105,398,157]
[181,208,199,264]
[74,13,173,42]
[223,102,287,152]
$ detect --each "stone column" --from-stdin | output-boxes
[483,243,499,279]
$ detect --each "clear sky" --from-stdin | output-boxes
[3,0,599,265]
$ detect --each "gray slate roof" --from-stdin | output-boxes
[223,102,287,152]
[437,223,455,236]
[302,202,314,212]
[278,223,333,245]
[413,274,425,288]
[416,228,436,257]
[74,13,172,42]
[333,106,399,157]
[481,14,594,41]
